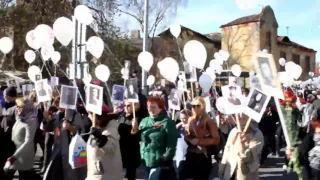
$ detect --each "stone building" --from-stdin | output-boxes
[220,5,316,80]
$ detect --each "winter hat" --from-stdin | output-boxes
[4,87,17,97]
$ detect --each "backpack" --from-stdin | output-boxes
[205,122,226,157]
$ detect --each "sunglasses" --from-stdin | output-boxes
[192,104,201,109]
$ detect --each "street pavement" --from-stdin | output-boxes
[12,146,299,180]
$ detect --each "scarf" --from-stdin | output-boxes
[308,134,320,170]
[16,100,37,122]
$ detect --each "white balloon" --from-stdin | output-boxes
[309,72,314,77]
[53,17,74,46]
[147,75,155,86]
[34,24,55,47]
[183,40,207,69]
[74,5,94,25]
[51,51,61,64]
[205,66,216,80]
[231,64,242,77]
[95,64,110,82]
[218,50,230,61]
[24,50,36,64]
[82,74,92,85]
[215,65,223,74]
[285,61,296,77]
[199,73,213,92]
[214,52,220,59]
[158,57,179,83]
[262,49,268,54]
[41,45,54,61]
[138,51,154,71]
[216,97,227,114]
[293,65,302,80]
[0,37,13,54]
[209,59,219,68]
[279,58,286,66]
[28,65,41,82]
[26,30,41,50]
[249,71,255,76]
[87,36,104,58]
[278,72,294,87]
[169,24,181,38]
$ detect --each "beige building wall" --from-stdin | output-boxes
[221,22,260,72]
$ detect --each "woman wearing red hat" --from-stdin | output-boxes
[86,105,123,180]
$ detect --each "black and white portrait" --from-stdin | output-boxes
[125,78,139,102]
[244,88,271,122]
[168,89,181,110]
[112,85,126,104]
[50,76,59,87]
[35,74,42,81]
[35,79,51,102]
[8,80,16,87]
[22,84,33,99]
[258,57,273,87]
[254,54,283,100]
[177,71,187,92]
[222,85,243,114]
[184,61,197,82]
[59,85,78,110]
[86,84,103,115]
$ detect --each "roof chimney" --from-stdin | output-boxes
[131,30,140,39]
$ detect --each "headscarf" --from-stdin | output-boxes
[16,98,37,122]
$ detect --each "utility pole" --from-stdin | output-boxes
[286,26,289,36]
[141,0,149,96]
[68,0,88,80]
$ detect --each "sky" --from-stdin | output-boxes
[115,0,320,60]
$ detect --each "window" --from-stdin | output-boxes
[266,32,271,52]
[293,54,300,65]
[305,55,311,72]
[280,51,286,71]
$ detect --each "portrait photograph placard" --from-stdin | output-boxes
[168,89,181,111]
[86,83,103,115]
[6,79,21,93]
[243,88,271,122]
[35,74,42,81]
[184,61,197,82]
[111,85,126,104]
[253,53,283,99]
[59,85,78,110]
[35,79,51,102]
[177,71,187,92]
[50,76,59,87]
[125,78,139,103]
[22,84,33,99]
[221,84,244,114]
[122,60,131,80]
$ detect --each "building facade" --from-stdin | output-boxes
[220,5,316,80]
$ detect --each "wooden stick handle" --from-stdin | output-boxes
[235,113,242,132]
[132,102,136,119]
[243,117,252,133]
[92,113,96,127]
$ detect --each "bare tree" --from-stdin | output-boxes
[116,0,187,37]
[222,25,254,69]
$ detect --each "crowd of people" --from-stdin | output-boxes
[0,78,319,180]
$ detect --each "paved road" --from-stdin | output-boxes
[13,146,299,180]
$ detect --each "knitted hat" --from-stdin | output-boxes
[4,87,17,97]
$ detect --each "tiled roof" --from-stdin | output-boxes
[277,36,316,52]
[158,25,221,46]
[220,5,275,28]
[206,32,222,42]
[220,14,261,28]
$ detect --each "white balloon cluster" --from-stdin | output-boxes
[279,61,303,87]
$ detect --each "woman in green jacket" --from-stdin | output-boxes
[131,96,178,180]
